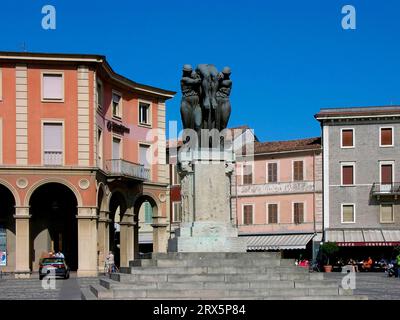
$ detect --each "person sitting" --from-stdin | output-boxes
[347,258,358,272]
[55,251,64,259]
[362,257,373,272]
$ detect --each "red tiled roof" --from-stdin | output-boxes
[253,137,321,154]
[315,106,400,119]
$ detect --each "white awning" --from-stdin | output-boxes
[242,233,315,250]
[326,229,400,245]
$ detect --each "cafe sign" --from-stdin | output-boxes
[107,120,130,135]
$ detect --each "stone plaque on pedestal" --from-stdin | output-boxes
[168,149,247,252]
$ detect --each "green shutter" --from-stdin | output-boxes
[144,202,152,224]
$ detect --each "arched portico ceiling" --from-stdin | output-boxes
[0,178,21,206]
[24,178,82,207]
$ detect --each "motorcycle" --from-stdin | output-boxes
[386,263,397,277]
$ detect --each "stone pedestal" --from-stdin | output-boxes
[169,149,246,252]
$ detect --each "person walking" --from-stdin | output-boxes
[105,251,116,274]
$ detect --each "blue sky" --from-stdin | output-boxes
[1,0,400,142]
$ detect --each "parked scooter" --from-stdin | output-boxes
[386,263,397,277]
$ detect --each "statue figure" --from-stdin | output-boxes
[195,64,219,130]
[180,64,202,136]
[180,63,233,146]
[216,66,232,131]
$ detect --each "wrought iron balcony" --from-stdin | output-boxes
[371,183,400,198]
[105,159,150,181]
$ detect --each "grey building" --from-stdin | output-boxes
[315,106,400,254]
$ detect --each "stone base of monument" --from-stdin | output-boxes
[169,222,247,252]
[168,148,247,253]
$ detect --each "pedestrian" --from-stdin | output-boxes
[55,251,64,259]
[105,251,115,273]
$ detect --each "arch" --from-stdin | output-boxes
[96,182,108,211]
[133,192,161,212]
[0,178,21,207]
[24,178,82,207]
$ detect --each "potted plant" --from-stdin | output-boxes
[320,242,339,272]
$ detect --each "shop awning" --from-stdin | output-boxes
[325,229,400,247]
[242,233,315,250]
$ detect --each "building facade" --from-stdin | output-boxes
[167,128,323,258]
[0,52,174,277]
[315,106,400,257]
[235,137,323,258]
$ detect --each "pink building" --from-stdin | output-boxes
[0,52,175,277]
[235,136,323,258]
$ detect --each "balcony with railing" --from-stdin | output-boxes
[43,151,63,166]
[371,183,400,199]
[104,159,150,181]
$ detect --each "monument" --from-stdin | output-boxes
[169,64,247,252]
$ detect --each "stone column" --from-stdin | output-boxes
[97,210,110,271]
[133,221,139,260]
[119,209,134,268]
[14,206,31,278]
[77,207,98,277]
[152,216,168,253]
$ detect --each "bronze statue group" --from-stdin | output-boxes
[180,64,232,147]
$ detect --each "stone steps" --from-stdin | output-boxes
[131,257,293,268]
[100,278,339,290]
[111,271,324,282]
[127,266,307,275]
[82,252,367,300]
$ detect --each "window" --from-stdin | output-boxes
[380,127,393,147]
[96,80,103,110]
[243,205,253,225]
[267,204,278,224]
[342,204,355,223]
[172,165,180,185]
[293,161,304,181]
[293,203,304,224]
[341,129,354,148]
[0,68,2,101]
[341,163,354,185]
[0,224,6,265]
[380,204,394,223]
[112,92,122,118]
[112,137,121,159]
[172,202,182,222]
[144,201,152,224]
[97,128,103,168]
[242,164,253,185]
[42,73,64,101]
[139,102,151,126]
[267,162,278,183]
[43,123,63,165]
[139,144,151,168]
[380,163,393,185]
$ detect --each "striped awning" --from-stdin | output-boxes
[242,233,315,250]
[325,229,400,246]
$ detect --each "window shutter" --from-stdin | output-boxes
[173,202,182,222]
[381,128,393,146]
[381,165,393,184]
[342,166,354,185]
[343,205,354,222]
[294,203,304,224]
[44,123,62,151]
[140,145,151,168]
[268,204,278,224]
[342,130,353,147]
[144,202,152,223]
[243,164,253,185]
[294,161,303,181]
[243,205,253,225]
[381,204,393,223]
[43,74,63,100]
[268,163,277,183]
